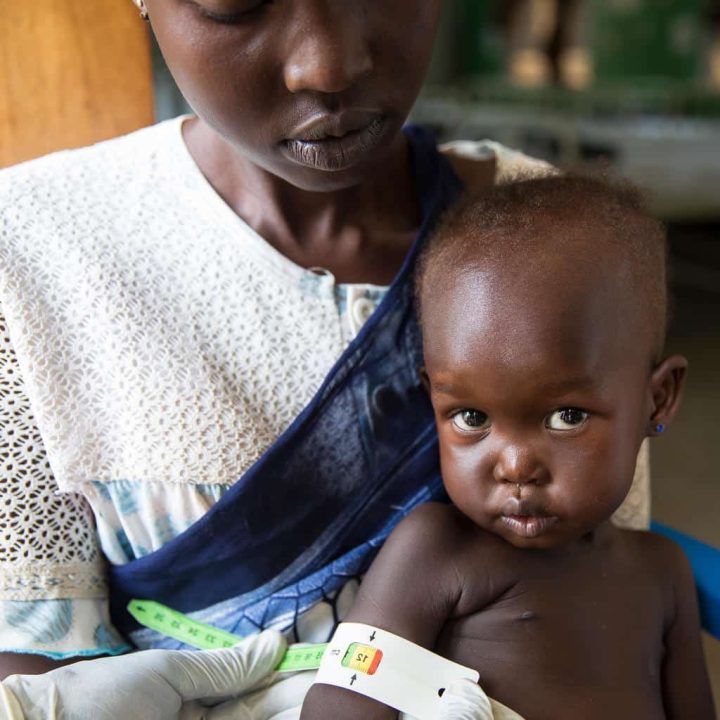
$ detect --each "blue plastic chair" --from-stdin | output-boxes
[652,523,720,639]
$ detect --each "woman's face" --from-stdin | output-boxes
[145,0,443,191]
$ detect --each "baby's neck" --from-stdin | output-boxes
[503,520,618,557]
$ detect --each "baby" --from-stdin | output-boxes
[301,176,715,719]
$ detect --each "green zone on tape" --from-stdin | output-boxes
[127,599,328,672]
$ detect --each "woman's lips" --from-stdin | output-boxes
[281,114,388,172]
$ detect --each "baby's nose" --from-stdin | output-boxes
[492,444,549,486]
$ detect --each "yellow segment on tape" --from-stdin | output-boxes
[342,642,384,675]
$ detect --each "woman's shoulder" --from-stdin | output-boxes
[0,116,187,214]
[440,139,555,190]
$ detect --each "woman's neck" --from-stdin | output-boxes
[183,117,421,284]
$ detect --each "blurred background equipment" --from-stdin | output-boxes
[418,0,720,220]
[456,0,712,88]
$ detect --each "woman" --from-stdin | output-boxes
[0,1,647,717]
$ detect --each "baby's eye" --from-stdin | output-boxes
[546,408,588,431]
[451,410,490,433]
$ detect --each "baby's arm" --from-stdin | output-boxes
[659,538,715,719]
[300,503,468,720]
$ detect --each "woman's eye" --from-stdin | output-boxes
[546,408,588,431]
[451,410,489,433]
[194,0,269,23]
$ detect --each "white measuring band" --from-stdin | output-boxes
[314,622,480,719]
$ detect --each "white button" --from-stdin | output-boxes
[307,266,333,278]
[352,297,375,329]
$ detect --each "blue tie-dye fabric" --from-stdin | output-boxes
[109,125,464,647]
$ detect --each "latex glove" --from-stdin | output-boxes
[203,669,316,720]
[436,678,494,720]
[1,630,295,720]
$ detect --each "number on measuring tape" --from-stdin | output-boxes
[128,599,328,671]
[342,643,383,675]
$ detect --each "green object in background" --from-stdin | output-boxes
[457,0,505,77]
[454,0,707,83]
[590,0,704,81]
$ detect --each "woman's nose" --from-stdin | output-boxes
[283,3,373,95]
[492,444,548,486]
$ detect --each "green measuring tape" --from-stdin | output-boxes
[127,599,328,672]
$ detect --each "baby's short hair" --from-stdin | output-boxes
[416,174,670,359]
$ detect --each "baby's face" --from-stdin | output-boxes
[422,261,656,549]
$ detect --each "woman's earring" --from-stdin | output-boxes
[654,423,665,435]
[133,0,149,21]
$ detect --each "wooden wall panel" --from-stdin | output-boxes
[0,0,153,168]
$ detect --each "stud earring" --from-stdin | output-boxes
[133,0,149,21]
[654,423,665,434]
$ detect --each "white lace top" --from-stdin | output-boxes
[0,117,648,658]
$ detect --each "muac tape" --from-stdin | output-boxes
[127,599,327,672]
[315,622,479,719]
[129,600,479,717]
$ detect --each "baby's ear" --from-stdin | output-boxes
[647,354,688,436]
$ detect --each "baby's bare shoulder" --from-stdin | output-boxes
[618,528,689,572]
[363,502,467,582]
[399,502,502,556]
[615,528,692,598]
[369,502,508,600]
[397,503,514,594]
[401,501,466,533]
[352,503,510,634]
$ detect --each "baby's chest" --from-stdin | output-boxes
[434,568,667,718]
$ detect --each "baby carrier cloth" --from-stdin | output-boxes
[109,126,464,646]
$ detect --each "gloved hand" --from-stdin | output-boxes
[0,630,310,720]
[245,674,498,720]
[206,670,315,720]
[436,678,525,720]
[436,679,494,719]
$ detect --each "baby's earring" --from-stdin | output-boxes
[133,0,150,21]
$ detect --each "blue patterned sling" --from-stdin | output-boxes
[108,125,465,648]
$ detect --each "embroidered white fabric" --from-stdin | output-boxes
[0,120,347,494]
[0,118,649,656]
[0,310,106,600]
